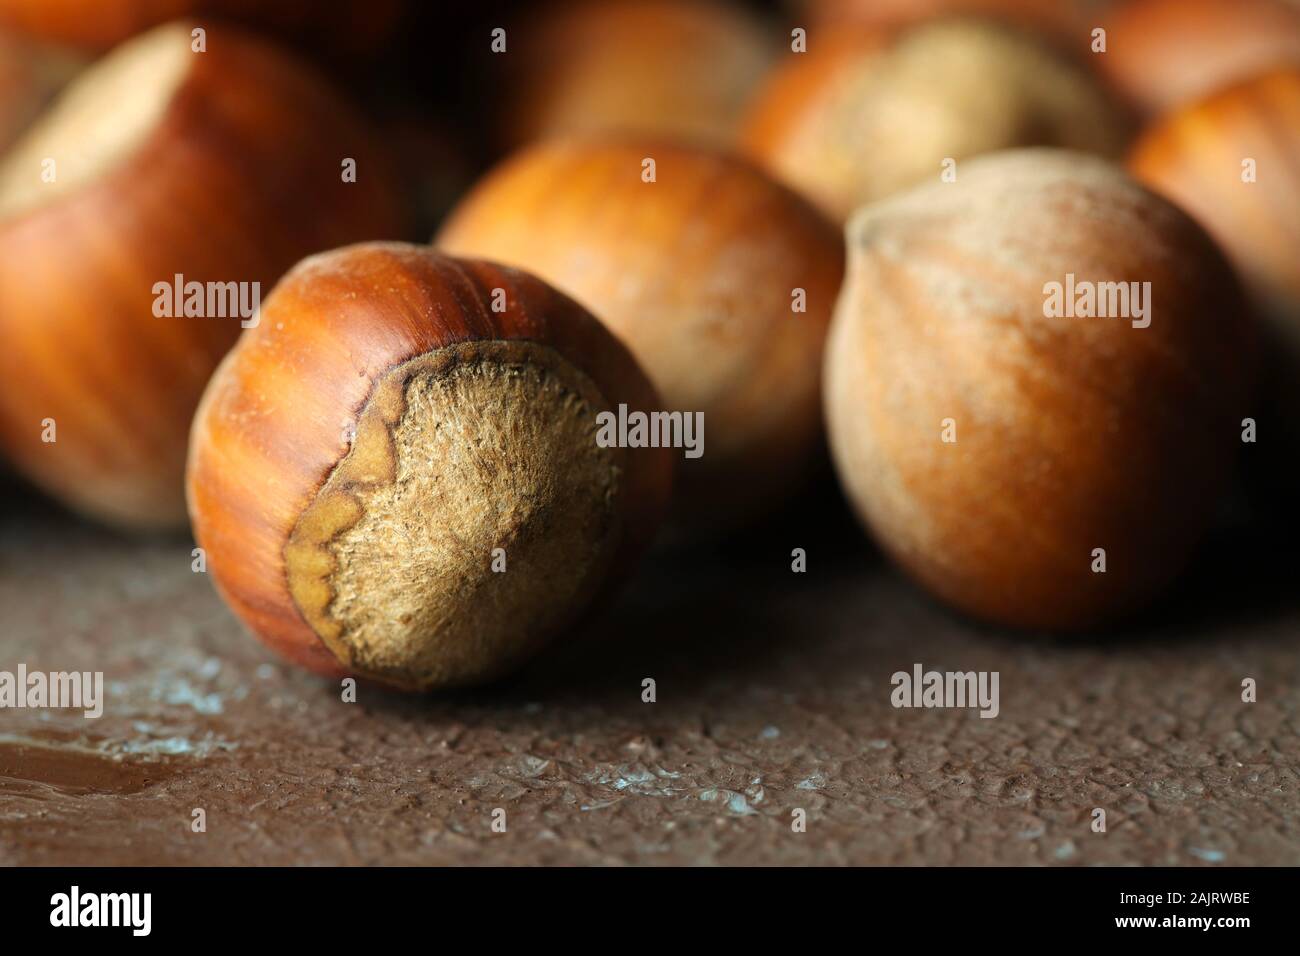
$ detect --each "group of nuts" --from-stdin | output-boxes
[0,0,1297,691]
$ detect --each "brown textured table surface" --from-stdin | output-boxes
[1,478,1297,866]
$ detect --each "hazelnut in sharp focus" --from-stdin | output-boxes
[0,21,401,529]
[437,138,844,531]
[186,243,674,691]
[824,149,1256,630]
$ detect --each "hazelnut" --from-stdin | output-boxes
[498,0,776,149]
[0,29,80,151]
[741,17,1132,224]
[0,22,401,528]
[804,0,1096,46]
[0,0,406,61]
[1130,68,1300,482]
[1096,0,1300,117]
[187,242,673,690]
[437,138,844,528]
[1129,68,1300,328]
[824,149,1255,630]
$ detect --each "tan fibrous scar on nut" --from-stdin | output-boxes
[823,148,1257,632]
[0,20,401,529]
[186,242,675,692]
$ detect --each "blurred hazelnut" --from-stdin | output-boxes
[0,22,401,528]
[742,17,1132,224]
[1096,0,1300,116]
[498,0,777,149]
[438,138,844,530]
